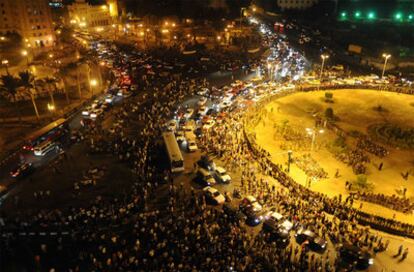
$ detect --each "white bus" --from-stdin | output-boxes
[163,132,184,173]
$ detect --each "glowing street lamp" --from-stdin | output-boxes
[306,128,324,152]
[354,11,361,18]
[340,11,347,19]
[47,103,55,112]
[381,54,391,78]
[2,59,9,74]
[320,54,329,78]
[240,7,247,31]
[90,79,98,87]
[22,50,30,66]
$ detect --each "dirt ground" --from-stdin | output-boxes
[251,89,414,224]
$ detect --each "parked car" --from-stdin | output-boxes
[166,120,177,131]
[244,207,265,226]
[187,140,198,152]
[339,243,373,270]
[175,130,185,143]
[213,166,231,183]
[295,227,327,253]
[194,168,216,186]
[239,195,263,213]
[197,97,207,106]
[203,186,225,205]
[198,88,209,96]
[197,156,216,171]
[222,203,246,223]
[10,162,35,179]
[184,108,194,119]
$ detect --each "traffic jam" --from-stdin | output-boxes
[160,19,374,270]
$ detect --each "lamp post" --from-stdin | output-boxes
[22,50,29,67]
[90,79,98,97]
[240,7,246,32]
[320,54,329,79]
[2,59,9,74]
[381,53,391,79]
[98,61,105,90]
[306,127,324,152]
[47,102,56,116]
[287,150,293,172]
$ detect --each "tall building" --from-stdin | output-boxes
[276,0,319,10]
[0,0,55,47]
[67,0,118,28]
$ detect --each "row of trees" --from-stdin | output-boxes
[0,71,62,121]
[0,52,102,122]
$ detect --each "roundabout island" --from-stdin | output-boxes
[246,89,414,224]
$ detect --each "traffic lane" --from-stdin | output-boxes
[0,93,125,202]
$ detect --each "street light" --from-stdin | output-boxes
[320,54,329,79]
[240,7,247,31]
[2,59,9,74]
[306,127,324,152]
[381,53,391,79]
[90,79,98,97]
[21,50,30,67]
[90,79,98,87]
[47,103,55,112]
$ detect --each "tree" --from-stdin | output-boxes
[18,71,40,120]
[43,77,56,108]
[352,174,374,192]
[0,74,22,121]
[55,67,70,104]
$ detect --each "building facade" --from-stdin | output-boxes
[0,0,55,47]
[67,0,118,28]
[277,0,319,10]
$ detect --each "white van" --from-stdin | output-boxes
[34,141,57,156]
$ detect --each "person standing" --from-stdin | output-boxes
[394,245,403,258]
[400,248,409,262]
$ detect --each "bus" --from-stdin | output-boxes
[23,118,69,151]
[162,131,184,173]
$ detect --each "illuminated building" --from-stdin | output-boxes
[67,0,119,28]
[0,0,55,48]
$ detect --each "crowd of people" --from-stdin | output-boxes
[355,192,414,215]
[356,138,389,158]
[1,19,414,272]
[294,154,328,180]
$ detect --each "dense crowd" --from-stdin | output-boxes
[355,192,414,214]
[356,138,388,158]
[1,19,414,272]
